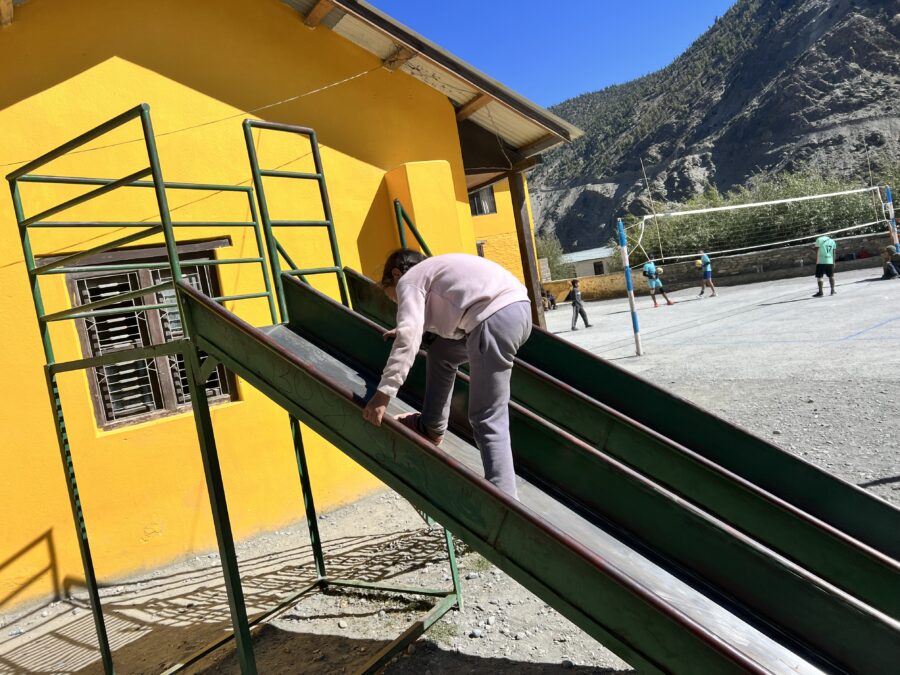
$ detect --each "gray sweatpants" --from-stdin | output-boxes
[420,301,532,498]
[571,303,589,329]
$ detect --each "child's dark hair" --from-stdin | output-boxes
[381,249,426,286]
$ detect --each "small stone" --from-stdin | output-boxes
[562,658,575,669]
[8,628,24,637]
[487,616,496,625]
[378,610,386,618]
[466,572,479,580]
[40,611,49,618]
[469,628,483,638]
[514,632,526,640]
[772,430,781,435]
[338,620,348,629]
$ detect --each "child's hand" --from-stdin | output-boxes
[383,329,397,342]
[363,391,390,426]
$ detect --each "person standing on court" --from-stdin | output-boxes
[567,279,592,330]
[362,249,532,499]
[642,260,674,307]
[812,232,837,297]
[697,250,718,297]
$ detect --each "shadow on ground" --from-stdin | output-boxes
[2,527,465,674]
[195,623,629,674]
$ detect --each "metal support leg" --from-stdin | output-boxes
[44,369,114,674]
[183,345,257,674]
[290,416,326,578]
[443,528,463,611]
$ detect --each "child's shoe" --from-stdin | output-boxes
[395,412,443,446]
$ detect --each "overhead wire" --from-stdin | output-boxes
[0,66,381,169]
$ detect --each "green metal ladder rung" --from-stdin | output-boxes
[269,219,331,227]
[24,220,259,229]
[30,225,164,276]
[20,167,153,228]
[258,169,322,181]
[40,280,175,323]
[57,303,178,322]
[213,292,272,303]
[19,173,258,193]
[187,258,266,267]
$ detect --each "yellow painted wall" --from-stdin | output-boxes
[0,0,477,610]
[470,177,539,284]
[383,160,477,266]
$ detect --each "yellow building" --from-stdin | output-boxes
[469,177,541,284]
[0,0,580,613]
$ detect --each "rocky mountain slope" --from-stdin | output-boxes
[530,0,900,251]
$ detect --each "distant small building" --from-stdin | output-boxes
[560,246,616,277]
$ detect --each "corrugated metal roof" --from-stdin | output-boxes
[281,0,583,155]
[560,247,616,264]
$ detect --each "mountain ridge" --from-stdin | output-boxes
[529,0,900,252]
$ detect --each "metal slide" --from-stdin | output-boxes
[343,269,900,609]
[178,275,900,674]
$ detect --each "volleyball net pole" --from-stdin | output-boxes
[618,218,642,356]
[886,186,899,252]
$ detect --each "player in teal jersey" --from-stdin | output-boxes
[813,234,837,297]
[697,251,718,298]
[642,261,674,308]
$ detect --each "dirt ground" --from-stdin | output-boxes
[2,266,897,673]
[0,492,631,674]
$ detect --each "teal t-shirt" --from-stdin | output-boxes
[815,236,837,264]
[701,254,711,272]
[643,262,663,288]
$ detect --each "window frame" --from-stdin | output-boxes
[53,239,236,430]
[468,185,497,217]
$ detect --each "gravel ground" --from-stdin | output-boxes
[2,266,896,673]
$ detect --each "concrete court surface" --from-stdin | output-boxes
[545,266,900,506]
[548,266,900,370]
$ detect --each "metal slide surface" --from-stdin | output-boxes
[178,278,899,674]
[343,269,900,593]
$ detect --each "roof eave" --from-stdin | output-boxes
[328,0,584,149]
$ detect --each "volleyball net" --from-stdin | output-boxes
[625,185,895,265]
[615,184,898,357]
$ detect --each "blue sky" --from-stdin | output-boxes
[371,1,737,107]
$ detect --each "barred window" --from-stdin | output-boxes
[60,241,234,428]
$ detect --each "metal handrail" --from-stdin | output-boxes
[393,198,432,256]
